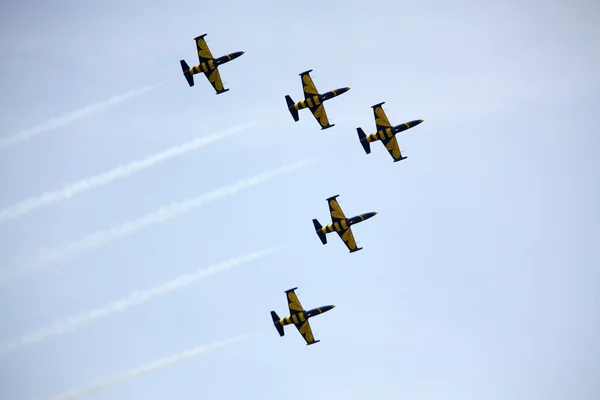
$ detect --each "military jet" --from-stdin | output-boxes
[284,69,350,130]
[312,195,377,253]
[179,34,245,94]
[357,102,424,162]
[270,287,336,346]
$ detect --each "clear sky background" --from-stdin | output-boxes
[1,0,599,399]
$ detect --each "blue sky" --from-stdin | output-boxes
[1,0,599,399]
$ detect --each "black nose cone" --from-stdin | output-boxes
[231,51,245,59]
[365,212,378,220]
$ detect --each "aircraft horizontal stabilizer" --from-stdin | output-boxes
[357,128,371,154]
[285,95,299,121]
[180,60,194,87]
[270,311,285,336]
[312,219,327,245]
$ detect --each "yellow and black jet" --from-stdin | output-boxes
[357,102,424,162]
[179,34,245,94]
[312,195,377,253]
[284,69,350,130]
[270,287,336,346]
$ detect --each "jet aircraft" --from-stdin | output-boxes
[284,69,350,130]
[179,34,245,94]
[357,102,424,162]
[312,195,377,253]
[270,287,336,345]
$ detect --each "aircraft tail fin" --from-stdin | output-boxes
[180,60,195,87]
[270,311,285,337]
[312,219,327,245]
[285,95,299,122]
[357,128,371,154]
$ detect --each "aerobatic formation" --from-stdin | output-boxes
[179,33,425,345]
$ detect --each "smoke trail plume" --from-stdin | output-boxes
[0,159,315,283]
[0,81,167,149]
[0,246,284,357]
[44,333,253,400]
[0,122,257,224]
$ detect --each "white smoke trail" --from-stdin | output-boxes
[0,159,315,283]
[0,81,167,149]
[0,122,257,225]
[43,333,253,400]
[0,246,283,357]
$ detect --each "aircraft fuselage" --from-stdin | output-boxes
[365,119,424,143]
[278,305,336,327]
[189,51,245,76]
[293,87,351,111]
[320,212,377,236]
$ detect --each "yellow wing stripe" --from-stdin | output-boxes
[287,291,304,312]
[298,321,315,343]
[374,105,391,128]
[385,136,401,159]
[208,69,224,91]
[311,104,329,127]
[341,228,357,250]
[328,198,346,220]
[196,38,214,60]
[302,74,319,96]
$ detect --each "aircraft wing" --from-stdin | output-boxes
[194,35,228,94]
[300,70,319,99]
[195,35,214,63]
[203,68,228,94]
[308,103,332,129]
[336,226,360,252]
[295,319,319,345]
[380,135,406,162]
[285,287,304,315]
[372,103,405,161]
[327,195,346,223]
[300,70,333,129]
[372,102,392,131]
[285,288,319,344]
[326,195,361,252]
